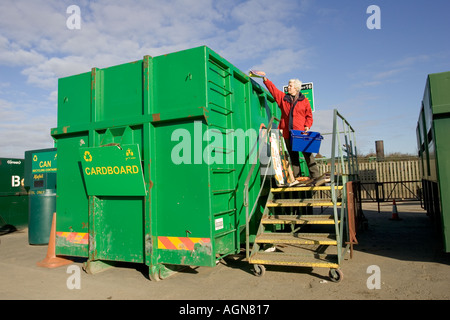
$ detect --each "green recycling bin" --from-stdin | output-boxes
[0,158,28,231]
[51,46,280,279]
[417,71,450,252]
[24,148,57,245]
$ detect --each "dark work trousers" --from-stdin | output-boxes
[285,139,320,179]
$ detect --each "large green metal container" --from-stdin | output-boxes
[24,148,57,245]
[417,71,450,252]
[51,46,279,279]
[0,158,28,229]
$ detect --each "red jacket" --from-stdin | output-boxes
[263,79,313,141]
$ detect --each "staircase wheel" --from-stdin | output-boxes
[329,268,343,282]
[253,264,266,277]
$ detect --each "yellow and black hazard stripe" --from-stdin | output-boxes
[56,232,88,245]
[157,236,210,251]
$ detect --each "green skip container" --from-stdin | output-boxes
[417,71,450,252]
[51,46,279,279]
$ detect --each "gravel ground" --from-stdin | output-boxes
[1,201,449,305]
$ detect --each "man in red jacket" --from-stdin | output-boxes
[262,76,319,180]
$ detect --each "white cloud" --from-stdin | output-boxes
[0,0,232,88]
[1,0,314,90]
[0,0,317,158]
[48,90,57,102]
[0,97,56,158]
[373,68,407,80]
[0,1,67,49]
[251,48,311,77]
[0,36,46,66]
[393,54,431,68]
[0,118,55,157]
[21,55,93,89]
[231,0,290,23]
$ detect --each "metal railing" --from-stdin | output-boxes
[325,109,359,264]
[243,116,278,259]
[243,109,359,264]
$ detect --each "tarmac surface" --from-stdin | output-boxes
[1,201,449,303]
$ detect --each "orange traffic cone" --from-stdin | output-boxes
[389,199,402,221]
[36,212,73,268]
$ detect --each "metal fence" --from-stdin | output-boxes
[316,159,421,202]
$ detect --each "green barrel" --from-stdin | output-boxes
[28,189,56,244]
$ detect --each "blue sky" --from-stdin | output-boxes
[1,0,449,159]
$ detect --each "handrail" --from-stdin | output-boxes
[243,108,359,265]
[244,116,279,259]
[328,109,359,264]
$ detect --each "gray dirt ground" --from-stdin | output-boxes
[1,201,449,301]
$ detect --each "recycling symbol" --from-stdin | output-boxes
[84,151,93,162]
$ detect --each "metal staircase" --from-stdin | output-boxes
[244,109,359,282]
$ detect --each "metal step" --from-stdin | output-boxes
[249,251,339,269]
[271,185,343,193]
[256,232,337,245]
[261,214,337,225]
[266,198,341,207]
